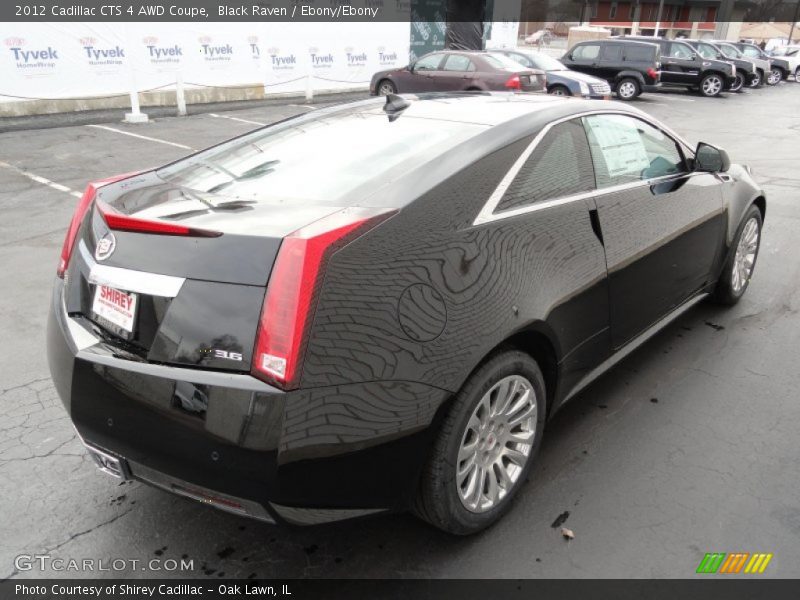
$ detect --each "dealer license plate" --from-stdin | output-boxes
[92,285,138,333]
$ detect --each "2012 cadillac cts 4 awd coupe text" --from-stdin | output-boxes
[48,94,765,535]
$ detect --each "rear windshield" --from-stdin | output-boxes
[157,110,484,206]
[483,54,526,70]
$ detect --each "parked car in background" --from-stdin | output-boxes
[524,29,553,46]
[617,36,736,97]
[561,39,661,100]
[684,39,758,92]
[49,93,766,534]
[728,41,787,84]
[488,49,611,99]
[712,41,768,87]
[769,45,800,81]
[370,51,546,96]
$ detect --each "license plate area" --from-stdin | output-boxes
[91,284,138,340]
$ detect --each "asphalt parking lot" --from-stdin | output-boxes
[2,84,799,580]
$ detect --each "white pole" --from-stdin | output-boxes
[123,24,148,123]
[654,0,665,37]
[176,71,187,117]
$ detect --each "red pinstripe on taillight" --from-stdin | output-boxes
[251,207,396,390]
[96,200,222,238]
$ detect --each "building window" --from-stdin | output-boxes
[609,2,618,19]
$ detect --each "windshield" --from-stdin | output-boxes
[524,53,565,71]
[718,44,742,58]
[483,54,527,71]
[157,110,484,206]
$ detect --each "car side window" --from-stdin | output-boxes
[415,54,443,71]
[623,46,654,62]
[601,44,623,61]
[740,46,760,57]
[443,54,475,71]
[495,119,596,213]
[573,44,600,60]
[668,43,694,59]
[582,114,686,188]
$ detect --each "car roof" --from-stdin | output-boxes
[355,93,575,126]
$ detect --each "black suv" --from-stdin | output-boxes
[618,36,736,97]
[561,39,661,100]
[683,39,758,92]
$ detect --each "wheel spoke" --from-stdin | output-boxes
[503,446,529,467]
[485,466,500,504]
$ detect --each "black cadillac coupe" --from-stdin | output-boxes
[48,93,765,534]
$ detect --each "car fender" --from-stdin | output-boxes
[721,163,766,248]
[613,70,646,87]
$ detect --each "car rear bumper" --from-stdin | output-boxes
[47,278,450,525]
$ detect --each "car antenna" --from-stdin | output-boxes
[383,93,411,115]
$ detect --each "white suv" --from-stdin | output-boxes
[771,45,800,82]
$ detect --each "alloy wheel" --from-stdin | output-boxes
[767,69,781,85]
[702,75,723,96]
[456,375,537,513]
[618,81,636,99]
[378,81,396,96]
[732,217,760,294]
[730,74,744,92]
[751,73,761,87]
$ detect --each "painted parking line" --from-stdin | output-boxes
[209,113,266,126]
[87,124,194,150]
[0,160,82,198]
[288,104,316,109]
[653,95,696,102]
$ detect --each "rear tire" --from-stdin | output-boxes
[414,349,547,535]
[730,73,744,92]
[795,67,800,83]
[377,79,397,96]
[752,69,763,87]
[548,84,571,96]
[711,205,762,306]
[767,67,782,85]
[615,77,640,101]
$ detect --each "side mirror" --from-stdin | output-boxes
[695,142,731,173]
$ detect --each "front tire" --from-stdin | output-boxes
[730,73,744,92]
[795,67,800,83]
[377,79,397,96]
[700,73,724,97]
[712,205,763,305]
[615,77,640,101]
[414,349,546,535]
[767,68,782,85]
[751,69,763,87]
[548,84,571,96]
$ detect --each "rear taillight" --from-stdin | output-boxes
[647,67,659,80]
[57,172,136,278]
[96,201,222,238]
[505,74,522,90]
[252,207,396,390]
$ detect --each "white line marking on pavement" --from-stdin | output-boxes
[87,124,194,150]
[655,95,696,102]
[288,104,316,109]
[0,160,83,197]
[209,113,266,126]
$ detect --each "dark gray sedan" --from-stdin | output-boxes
[490,49,611,99]
[370,51,546,96]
